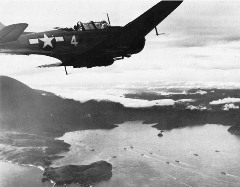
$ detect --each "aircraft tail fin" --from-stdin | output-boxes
[0,23,28,43]
[123,0,183,38]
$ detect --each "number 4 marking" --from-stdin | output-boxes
[71,35,78,46]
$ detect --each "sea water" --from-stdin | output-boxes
[1,122,240,187]
[56,122,240,187]
[0,161,50,187]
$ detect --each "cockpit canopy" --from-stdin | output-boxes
[55,21,110,32]
[74,21,110,31]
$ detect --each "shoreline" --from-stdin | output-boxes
[0,160,57,186]
[0,123,239,187]
[0,160,51,187]
[0,160,45,171]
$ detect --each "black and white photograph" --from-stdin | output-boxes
[1,0,240,186]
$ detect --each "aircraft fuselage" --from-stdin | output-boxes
[0,26,145,68]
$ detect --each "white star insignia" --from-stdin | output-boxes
[39,34,54,48]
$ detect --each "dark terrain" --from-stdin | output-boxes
[124,90,240,131]
[42,161,112,186]
[1,76,240,185]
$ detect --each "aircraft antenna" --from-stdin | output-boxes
[155,27,165,36]
[106,13,111,25]
[155,27,159,36]
[64,66,68,75]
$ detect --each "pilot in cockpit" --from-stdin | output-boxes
[100,20,108,29]
[74,22,82,31]
[74,21,109,31]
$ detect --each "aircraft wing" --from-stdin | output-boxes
[123,0,183,38]
[38,62,62,68]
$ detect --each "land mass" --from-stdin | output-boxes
[42,161,112,186]
[1,76,240,185]
[0,132,70,167]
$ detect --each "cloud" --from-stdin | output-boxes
[151,1,240,48]
[191,90,207,95]
[222,103,239,111]
[220,36,240,43]
[176,99,195,103]
[186,105,209,111]
[151,34,240,49]
[45,85,175,108]
[210,98,240,105]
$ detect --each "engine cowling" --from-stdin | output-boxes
[88,58,114,68]
[128,37,146,54]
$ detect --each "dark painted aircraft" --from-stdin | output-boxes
[0,0,183,74]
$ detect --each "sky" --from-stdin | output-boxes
[1,0,240,93]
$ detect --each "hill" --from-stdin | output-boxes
[0,76,119,136]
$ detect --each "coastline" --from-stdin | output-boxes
[1,76,240,186]
[0,161,50,187]
[1,122,240,187]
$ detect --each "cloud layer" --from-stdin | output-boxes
[210,98,240,105]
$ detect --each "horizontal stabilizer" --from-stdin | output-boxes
[0,22,5,30]
[0,23,28,43]
[38,62,62,68]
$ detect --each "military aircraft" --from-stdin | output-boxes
[0,0,183,74]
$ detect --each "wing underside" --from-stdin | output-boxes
[123,0,183,38]
[38,62,62,68]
